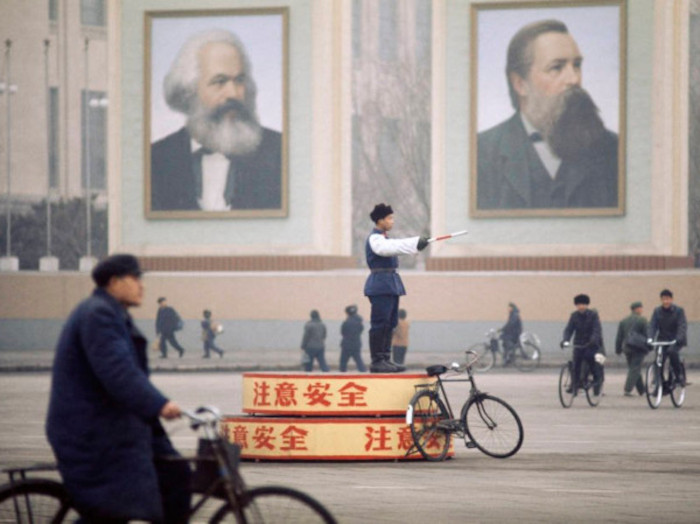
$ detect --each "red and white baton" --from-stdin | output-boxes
[427,230,469,243]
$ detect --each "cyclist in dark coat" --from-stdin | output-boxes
[500,303,523,365]
[46,255,190,524]
[561,294,604,395]
[648,289,688,386]
[340,305,367,372]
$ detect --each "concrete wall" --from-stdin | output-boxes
[2,271,698,361]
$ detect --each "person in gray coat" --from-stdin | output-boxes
[301,310,329,372]
[46,254,190,523]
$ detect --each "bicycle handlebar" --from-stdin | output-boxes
[182,406,222,437]
[648,340,677,347]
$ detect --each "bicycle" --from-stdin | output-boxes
[405,350,524,461]
[0,406,337,523]
[645,339,687,409]
[468,329,542,373]
[558,342,604,408]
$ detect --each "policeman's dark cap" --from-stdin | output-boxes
[92,254,142,287]
[630,301,643,310]
[345,305,357,315]
[158,297,167,304]
[370,203,393,223]
[573,294,590,305]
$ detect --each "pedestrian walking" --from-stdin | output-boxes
[201,309,225,358]
[615,301,649,396]
[155,297,186,358]
[301,310,330,372]
[340,305,367,372]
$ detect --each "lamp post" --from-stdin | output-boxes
[0,39,18,272]
[40,38,59,271]
[79,37,96,272]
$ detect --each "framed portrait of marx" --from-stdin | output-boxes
[144,8,288,219]
[470,1,626,218]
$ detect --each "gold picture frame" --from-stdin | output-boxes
[144,8,288,219]
[470,0,626,218]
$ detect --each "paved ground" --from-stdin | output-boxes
[1,368,699,523]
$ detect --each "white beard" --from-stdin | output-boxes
[186,102,263,157]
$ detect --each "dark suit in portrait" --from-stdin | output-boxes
[477,114,618,211]
[150,127,282,212]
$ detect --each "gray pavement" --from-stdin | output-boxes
[1,369,699,523]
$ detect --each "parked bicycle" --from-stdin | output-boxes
[0,406,337,524]
[405,350,524,461]
[645,339,687,409]
[468,329,541,373]
[558,342,604,408]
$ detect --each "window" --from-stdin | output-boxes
[415,0,431,66]
[378,0,398,62]
[352,0,363,61]
[49,0,58,22]
[49,87,59,189]
[81,90,107,191]
[80,0,105,27]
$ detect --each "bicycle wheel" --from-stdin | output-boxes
[558,363,575,408]
[513,342,540,372]
[468,343,494,373]
[462,395,523,458]
[0,479,79,523]
[209,485,337,523]
[670,361,686,408]
[583,363,601,407]
[645,363,662,409]
[407,390,451,461]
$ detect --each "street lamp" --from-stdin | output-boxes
[39,38,59,272]
[0,39,19,272]
[79,37,96,272]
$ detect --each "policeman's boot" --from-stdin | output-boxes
[382,327,405,373]
[369,328,396,373]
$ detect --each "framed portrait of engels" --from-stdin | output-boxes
[144,8,288,219]
[470,1,626,218]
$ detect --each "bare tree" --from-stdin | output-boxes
[351,43,431,268]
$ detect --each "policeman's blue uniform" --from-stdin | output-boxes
[364,228,419,366]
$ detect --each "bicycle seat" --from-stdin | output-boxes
[426,365,448,377]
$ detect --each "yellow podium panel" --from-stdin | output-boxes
[222,416,454,461]
[242,373,435,416]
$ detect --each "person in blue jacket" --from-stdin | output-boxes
[364,204,428,373]
[46,254,190,523]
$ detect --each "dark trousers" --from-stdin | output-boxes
[340,347,367,372]
[303,347,330,372]
[392,345,407,365]
[368,295,399,360]
[667,345,683,381]
[203,339,223,357]
[502,339,517,364]
[624,349,645,394]
[572,347,603,393]
[159,332,185,357]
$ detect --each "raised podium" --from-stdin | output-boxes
[221,372,454,460]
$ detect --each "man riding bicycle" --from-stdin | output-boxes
[561,294,604,395]
[648,289,688,387]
